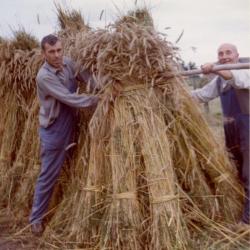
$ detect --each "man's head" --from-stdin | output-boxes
[217,43,239,64]
[41,34,63,69]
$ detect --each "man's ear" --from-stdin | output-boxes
[41,49,45,59]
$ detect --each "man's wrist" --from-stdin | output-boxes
[217,70,233,80]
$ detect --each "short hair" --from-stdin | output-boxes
[41,34,59,50]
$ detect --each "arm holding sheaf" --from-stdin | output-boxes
[37,73,99,108]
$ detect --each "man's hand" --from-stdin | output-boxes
[201,63,233,80]
[201,63,214,74]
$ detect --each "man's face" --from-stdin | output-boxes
[42,41,63,69]
[217,44,239,64]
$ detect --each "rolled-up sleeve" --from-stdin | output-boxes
[37,74,98,108]
[230,69,250,89]
[191,78,219,103]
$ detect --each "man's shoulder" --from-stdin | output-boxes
[36,64,54,84]
[37,66,47,80]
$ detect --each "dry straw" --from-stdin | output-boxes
[45,8,245,250]
[0,6,248,250]
[0,29,43,210]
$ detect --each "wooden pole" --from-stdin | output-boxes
[181,63,250,76]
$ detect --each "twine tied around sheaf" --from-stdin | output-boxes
[214,173,230,183]
[81,185,104,192]
[151,194,181,204]
[112,192,137,200]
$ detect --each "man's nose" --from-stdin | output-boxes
[222,54,229,59]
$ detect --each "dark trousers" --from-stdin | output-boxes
[238,115,250,224]
[225,116,250,224]
[241,149,250,223]
[30,105,75,224]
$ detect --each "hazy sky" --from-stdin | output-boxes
[0,0,249,65]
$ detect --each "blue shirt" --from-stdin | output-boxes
[36,56,98,128]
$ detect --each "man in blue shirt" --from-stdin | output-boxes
[30,34,99,236]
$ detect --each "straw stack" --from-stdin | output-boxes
[0,7,246,250]
[43,9,244,249]
[0,31,42,209]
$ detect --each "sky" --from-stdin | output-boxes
[0,0,249,65]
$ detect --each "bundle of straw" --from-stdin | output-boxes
[10,29,39,51]
[44,9,243,249]
[0,7,246,250]
[0,31,42,209]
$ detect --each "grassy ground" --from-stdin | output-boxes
[1,207,249,249]
[0,210,42,250]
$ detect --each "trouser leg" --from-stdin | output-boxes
[241,149,250,224]
[229,147,243,177]
[29,146,66,224]
[224,123,242,172]
[237,116,250,224]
